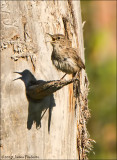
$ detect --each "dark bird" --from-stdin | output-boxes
[47,33,85,80]
[13,69,78,130]
[14,70,55,130]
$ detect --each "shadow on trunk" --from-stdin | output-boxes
[13,69,78,132]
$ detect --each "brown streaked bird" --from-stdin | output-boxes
[47,33,85,80]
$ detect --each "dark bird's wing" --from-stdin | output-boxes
[62,47,85,69]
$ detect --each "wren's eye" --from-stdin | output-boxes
[57,37,60,40]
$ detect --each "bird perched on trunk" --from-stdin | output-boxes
[47,33,85,80]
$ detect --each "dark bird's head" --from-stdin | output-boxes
[13,70,36,87]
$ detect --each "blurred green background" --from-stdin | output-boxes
[81,1,116,159]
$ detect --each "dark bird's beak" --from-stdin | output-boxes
[13,72,22,81]
[13,71,22,75]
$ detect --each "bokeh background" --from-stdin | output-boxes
[81,1,116,159]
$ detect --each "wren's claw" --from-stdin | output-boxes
[72,72,80,81]
[60,73,67,81]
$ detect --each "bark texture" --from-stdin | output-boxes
[1,1,93,159]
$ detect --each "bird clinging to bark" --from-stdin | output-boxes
[47,33,85,80]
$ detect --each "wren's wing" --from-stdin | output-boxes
[62,47,85,69]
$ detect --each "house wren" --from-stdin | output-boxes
[47,33,85,79]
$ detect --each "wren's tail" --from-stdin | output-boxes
[72,72,81,116]
[73,72,80,97]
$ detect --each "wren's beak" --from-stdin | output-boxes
[46,33,53,37]
[13,72,22,81]
[46,33,56,43]
[50,41,56,45]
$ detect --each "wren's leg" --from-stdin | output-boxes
[60,73,67,80]
[73,72,80,80]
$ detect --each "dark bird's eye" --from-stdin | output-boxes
[57,37,60,40]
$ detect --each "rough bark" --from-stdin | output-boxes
[1,1,93,159]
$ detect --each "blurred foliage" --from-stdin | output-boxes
[81,1,116,159]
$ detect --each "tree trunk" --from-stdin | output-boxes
[1,1,93,159]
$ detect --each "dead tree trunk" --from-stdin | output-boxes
[1,1,94,159]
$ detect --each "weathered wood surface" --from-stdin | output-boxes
[1,1,92,159]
